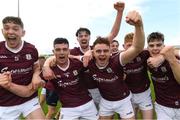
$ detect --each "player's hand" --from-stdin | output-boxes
[160,46,175,62]
[147,56,164,68]
[42,66,56,80]
[126,11,143,27]
[32,76,45,90]
[0,71,12,89]
[114,1,125,12]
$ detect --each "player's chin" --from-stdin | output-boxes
[151,51,160,57]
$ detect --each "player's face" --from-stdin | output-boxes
[147,40,164,57]
[93,44,111,67]
[2,22,25,49]
[53,43,69,66]
[110,42,119,53]
[77,31,90,49]
[123,41,132,50]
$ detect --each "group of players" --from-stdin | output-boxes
[0,1,180,120]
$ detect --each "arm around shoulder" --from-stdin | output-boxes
[160,46,180,84]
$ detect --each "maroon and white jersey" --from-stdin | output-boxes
[111,51,120,56]
[70,46,97,89]
[88,54,130,101]
[44,58,92,107]
[70,46,91,56]
[123,50,150,93]
[148,59,180,108]
[0,41,38,106]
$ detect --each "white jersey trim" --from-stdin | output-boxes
[5,40,24,53]
[57,59,70,71]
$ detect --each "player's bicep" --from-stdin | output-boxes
[120,47,136,65]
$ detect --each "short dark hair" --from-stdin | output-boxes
[2,16,24,28]
[53,37,69,47]
[147,32,164,43]
[93,37,110,48]
[111,40,119,46]
[75,27,91,37]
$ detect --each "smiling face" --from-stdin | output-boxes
[147,32,165,57]
[147,40,164,57]
[93,44,111,67]
[76,30,90,50]
[2,17,25,49]
[93,37,111,67]
[110,40,119,53]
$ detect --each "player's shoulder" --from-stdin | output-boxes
[24,41,35,48]
[0,41,6,51]
[71,46,80,51]
[0,41,5,46]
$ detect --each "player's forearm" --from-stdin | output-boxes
[44,56,56,67]
[69,55,82,61]
[6,83,36,97]
[107,11,123,42]
[133,25,145,53]
[168,58,180,84]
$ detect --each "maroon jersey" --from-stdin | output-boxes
[123,50,150,93]
[88,54,130,101]
[0,41,38,106]
[45,58,92,107]
[70,46,97,89]
[148,60,180,108]
[111,51,120,56]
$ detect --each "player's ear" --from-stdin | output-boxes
[22,30,25,37]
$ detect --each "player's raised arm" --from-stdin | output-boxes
[121,10,145,65]
[106,1,125,42]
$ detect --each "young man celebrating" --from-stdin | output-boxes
[0,16,45,119]
[43,1,125,108]
[147,32,180,120]
[82,10,145,120]
[122,32,153,119]
[42,38,98,120]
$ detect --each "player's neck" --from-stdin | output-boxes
[57,59,70,71]
[80,46,90,53]
[5,40,24,53]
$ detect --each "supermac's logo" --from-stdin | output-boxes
[0,55,7,59]
[1,67,32,74]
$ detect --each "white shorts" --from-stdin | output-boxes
[155,102,180,120]
[0,97,41,120]
[88,88,101,106]
[40,87,46,95]
[99,94,134,119]
[131,87,153,110]
[59,100,98,120]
